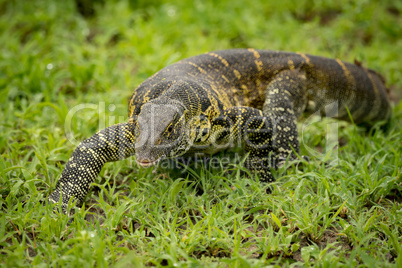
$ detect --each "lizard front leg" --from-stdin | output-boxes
[262,69,308,166]
[211,107,275,182]
[48,122,137,212]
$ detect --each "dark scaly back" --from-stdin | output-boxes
[128,49,390,124]
[128,49,299,118]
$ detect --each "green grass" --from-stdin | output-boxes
[0,0,401,266]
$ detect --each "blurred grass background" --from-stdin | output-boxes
[0,0,401,266]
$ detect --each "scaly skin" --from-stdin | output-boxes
[48,49,391,212]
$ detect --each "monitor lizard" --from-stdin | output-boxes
[48,49,391,212]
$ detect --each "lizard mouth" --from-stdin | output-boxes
[136,155,165,167]
[136,160,158,167]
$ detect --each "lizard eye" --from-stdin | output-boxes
[167,125,174,133]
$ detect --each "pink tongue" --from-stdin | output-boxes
[136,160,156,167]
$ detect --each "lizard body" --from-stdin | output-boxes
[48,49,391,211]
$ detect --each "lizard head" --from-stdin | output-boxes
[134,98,191,167]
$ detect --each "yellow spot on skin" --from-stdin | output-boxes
[221,75,230,83]
[255,78,262,87]
[298,53,311,65]
[209,52,229,67]
[233,69,241,79]
[288,60,295,70]
[248,48,263,71]
[248,48,260,59]
[255,60,263,71]
[367,71,380,96]
[270,88,279,94]
[336,59,354,85]
[188,62,207,74]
